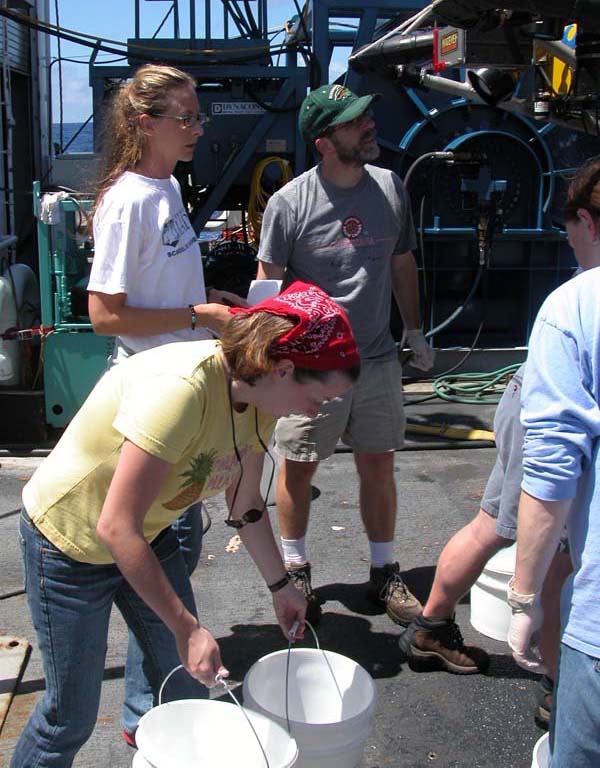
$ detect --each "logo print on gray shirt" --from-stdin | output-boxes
[342,216,363,239]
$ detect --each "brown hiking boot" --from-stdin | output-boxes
[367,562,423,626]
[286,562,322,627]
[398,616,489,674]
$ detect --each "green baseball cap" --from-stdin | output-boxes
[298,84,380,142]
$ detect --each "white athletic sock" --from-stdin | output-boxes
[281,536,308,567]
[369,540,395,569]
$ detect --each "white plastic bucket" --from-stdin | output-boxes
[470,542,517,642]
[6,263,39,325]
[531,732,550,768]
[243,648,376,768]
[0,264,39,387]
[0,274,19,385]
[247,279,282,305]
[135,699,298,768]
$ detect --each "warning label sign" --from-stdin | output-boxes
[441,30,459,55]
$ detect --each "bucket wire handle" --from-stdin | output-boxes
[285,619,344,736]
[215,673,271,768]
[158,663,270,768]
[158,663,185,706]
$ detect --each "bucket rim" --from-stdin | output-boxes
[136,698,299,768]
[247,646,371,665]
[532,731,550,766]
[245,647,376,692]
[243,648,377,728]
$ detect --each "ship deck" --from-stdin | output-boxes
[1,397,545,768]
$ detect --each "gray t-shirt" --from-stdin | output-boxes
[258,164,416,361]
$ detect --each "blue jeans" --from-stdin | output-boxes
[550,642,600,767]
[123,501,205,734]
[12,512,207,768]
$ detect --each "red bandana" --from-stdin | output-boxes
[230,281,360,371]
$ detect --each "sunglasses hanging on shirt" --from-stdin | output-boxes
[225,378,276,529]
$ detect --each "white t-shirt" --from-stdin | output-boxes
[89,171,210,352]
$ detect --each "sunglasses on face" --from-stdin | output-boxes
[322,108,374,137]
[151,112,210,129]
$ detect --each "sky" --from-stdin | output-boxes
[48,0,348,123]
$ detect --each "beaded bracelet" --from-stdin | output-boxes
[188,304,197,331]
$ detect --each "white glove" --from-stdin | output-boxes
[507,577,547,675]
[405,329,435,372]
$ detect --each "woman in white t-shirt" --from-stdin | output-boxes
[86,63,247,745]
[88,63,244,352]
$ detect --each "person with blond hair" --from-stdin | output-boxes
[86,63,247,741]
[89,63,241,354]
[11,281,360,767]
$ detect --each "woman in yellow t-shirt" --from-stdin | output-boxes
[12,282,360,768]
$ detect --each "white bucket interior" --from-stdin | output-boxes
[470,543,517,642]
[531,732,550,768]
[243,648,375,767]
[135,699,298,768]
[243,649,375,726]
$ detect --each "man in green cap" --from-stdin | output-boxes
[255,83,434,626]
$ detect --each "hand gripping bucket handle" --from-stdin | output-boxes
[156,620,334,768]
[158,664,272,768]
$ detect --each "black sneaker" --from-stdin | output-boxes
[368,562,423,626]
[398,616,490,674]
[286,562,322,627]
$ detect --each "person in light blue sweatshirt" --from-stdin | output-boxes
[509,158,600,767]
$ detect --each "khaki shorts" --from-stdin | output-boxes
[275,358,405,461]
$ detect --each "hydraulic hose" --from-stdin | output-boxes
[248,156,293,242]
[433,363,523,404]
[424,263,485,339]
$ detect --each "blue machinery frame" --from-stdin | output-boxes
[87,2,427,231]
[81,2,596,347]
[80,2,597,342]
[34,1,600,430]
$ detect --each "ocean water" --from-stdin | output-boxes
[52,122,94,153]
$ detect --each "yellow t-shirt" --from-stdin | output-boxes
[23,340,275,564]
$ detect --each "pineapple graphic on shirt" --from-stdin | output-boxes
[163,449,217,510]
